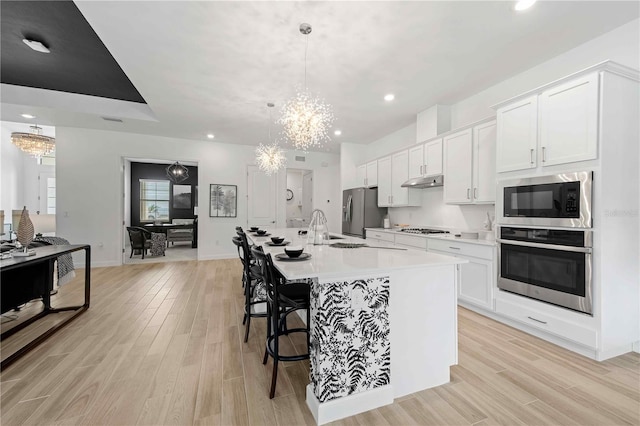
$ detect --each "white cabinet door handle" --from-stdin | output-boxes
[542,146,546,163]
[424,163,427,175]
[467,188,471,199]
[530,148,535,165]
[474,188,478,199]
[449,246,461,250]
[420,165,423,175]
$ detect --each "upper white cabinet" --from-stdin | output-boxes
[408,145,424,180]
[355,164,366,187]
[496,96,538,173]
[539,72,599,166]
[424,139,443,177]
[495,71,600,173]
[377,156,392,207]
[443,129,473,203]
[365,161,378,187]
[473,121,497,203]
[354,160,378,188]
[408,139,443,180]
[444,120,495,204]
[377,152,420,207]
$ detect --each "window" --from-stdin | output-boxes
[140,179,170,222]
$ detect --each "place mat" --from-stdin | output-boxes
[274,253,312,262]
[266,241,290,246]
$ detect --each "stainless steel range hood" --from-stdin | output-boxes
[401,174,444,188]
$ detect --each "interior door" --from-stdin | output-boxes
[247,165,277,228]
[38,172,56,214]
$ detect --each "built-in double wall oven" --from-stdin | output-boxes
[497,172,593,315]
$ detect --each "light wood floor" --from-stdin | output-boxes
[1,259,638,425]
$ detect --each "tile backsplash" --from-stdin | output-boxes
[388,187,495,232]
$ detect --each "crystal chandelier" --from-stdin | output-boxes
[256,103,286,175]
[279,23,334,151]
[11,125,55,158]
[166,161,189,183]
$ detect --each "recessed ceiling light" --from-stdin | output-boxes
[207,134,215,139]
[334,130,342,136]
[21,114,36,119]
[514,0,537,11]
[22,39,50,54]
[384,94,395,101]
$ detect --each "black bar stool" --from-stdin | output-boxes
[251,245,310,399]
[236,230,267,343]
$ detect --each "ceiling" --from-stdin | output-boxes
[1,1,638,153]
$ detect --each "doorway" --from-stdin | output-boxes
[285,169,313,229]
[121,157,198,265]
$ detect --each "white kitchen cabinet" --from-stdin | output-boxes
[377,152,420,207]
[444,121,496,205]
[355,164,366,187]
[472,120,496,203]
[377,156,392,207]
[496,96,538,172]
[428,239,495,312]
[424,139,443,176]
[408,145,424,179]
[408,139,443,180]
[391,151,420,206]
[355,161,378,188]
[539,72,599,166]
[443,129,473,204]
[365,161,378,187]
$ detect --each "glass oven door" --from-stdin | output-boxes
[498,240,593,314]
[501,243,585,296]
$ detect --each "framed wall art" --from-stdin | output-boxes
[172,184,192,209]
[210,184,237,217]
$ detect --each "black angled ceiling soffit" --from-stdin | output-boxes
[1,0,146,104]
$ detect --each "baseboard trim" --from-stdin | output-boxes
[306,384,393,425]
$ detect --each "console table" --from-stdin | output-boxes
[0,244,91,370]
[143,223,197,248]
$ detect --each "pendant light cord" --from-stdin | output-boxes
[304,34,308,89]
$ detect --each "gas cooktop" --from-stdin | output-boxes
[399,228,450,235]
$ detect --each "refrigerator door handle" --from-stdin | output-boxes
[346,195,352,222]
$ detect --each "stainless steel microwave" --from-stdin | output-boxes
[497,171,593,228]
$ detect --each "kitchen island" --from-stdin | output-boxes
[248,228,466,425]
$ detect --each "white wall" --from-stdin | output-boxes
[55,126,340,266]
[345,19,640,232]
[450,19,640,127]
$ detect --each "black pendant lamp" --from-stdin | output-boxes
[166,161,189,183]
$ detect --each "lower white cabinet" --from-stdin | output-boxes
[495,295,597,349]
[428,239,495,311]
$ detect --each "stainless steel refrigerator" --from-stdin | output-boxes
[342,188,387,238]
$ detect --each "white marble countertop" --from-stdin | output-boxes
[246,228,466,280]
[365,228,497,247]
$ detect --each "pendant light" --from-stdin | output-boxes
[279,23,334,151]
[166,161,189,183]
[256,103,286,175]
